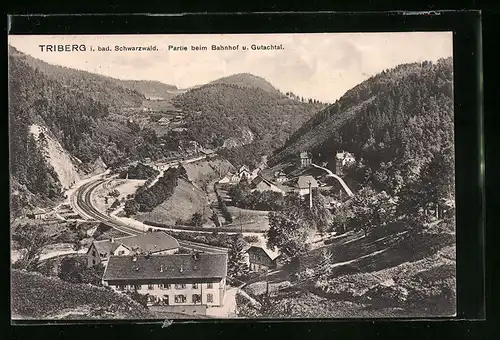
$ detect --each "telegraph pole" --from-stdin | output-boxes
[308,181,313,209]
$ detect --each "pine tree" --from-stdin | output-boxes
[227,235,249,283]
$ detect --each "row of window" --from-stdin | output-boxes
[116,282,214,291]
[147,293,214,304]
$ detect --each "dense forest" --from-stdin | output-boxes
[272,58,454,189]
[173,78,326,168]
[118,163,159,180]
[124,167,187,215]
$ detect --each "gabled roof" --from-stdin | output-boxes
[92,240,120,256]
[245,245,281,261]
[117,231,179,253]
[300,151,311,158]
[102,253,228,281]
[238,165,250,173]
[296,175,319,189]
[31,207,47,215]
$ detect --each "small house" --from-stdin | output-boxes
[250,176,285,195]
[28,207,47,220]
[335,151,356,175]
[158,117,170,126]
[300,151,312,167]
[294,175,319,196]
[218,171,240,185]
[244,245,282,272]
[274,170,288,183]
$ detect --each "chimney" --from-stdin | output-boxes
[110,237,115,243]
[160,265,164,272]
[132,255,137,262]
[179,265,183,273]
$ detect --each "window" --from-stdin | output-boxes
[92,259,96,265]
[174,294,186,303]
[175,283,186,289]
[207,293,213,303]
[192,283,198,289]
[160,283,171,289]
[118,250,125,255]
[134,285,142,290]
[117,285,126,291]
[207,283,213,289]
[92,250,96,257]
[148,284,154,290]
[192,294,201,304]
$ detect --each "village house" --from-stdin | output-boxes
[218,171,240,185]
[293,175,319,196]
[273,170,288,183]
[27,207,48,220]
[249,167,261,180]
[158,117,170,126]
[86,231,179,267]
[335,151,356,175]
[199,148,215,158]
[300,151,312,167]
[238,165,251,180]
[250,176,286,195]
[244,245,282,272]
[102,253,228,308]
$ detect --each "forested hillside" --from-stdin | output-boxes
[8,46,145,110]
[8,47,170,216]
[272,58,454,191]
[209,73,281,95]
[173,78,325,167]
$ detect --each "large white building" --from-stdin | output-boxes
[102,253,228,307]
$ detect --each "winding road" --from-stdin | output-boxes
[311,163,354,197]
[70,177,229,254]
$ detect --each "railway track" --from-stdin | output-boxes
[72,178,228,254]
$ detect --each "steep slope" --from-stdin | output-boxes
[11,269,154,319]
[8,47,169,216]
[28,124,81,190]
[209,73,281,95]
[173,79,325,167]
[272,58,454,180]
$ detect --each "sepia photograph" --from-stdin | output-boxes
[9,32,456,320]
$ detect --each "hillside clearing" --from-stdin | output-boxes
[137,178,210,225]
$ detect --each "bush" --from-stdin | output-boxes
[243,235,259,243]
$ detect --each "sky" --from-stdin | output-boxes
[8,32,453,102]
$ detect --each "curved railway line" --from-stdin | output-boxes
[71,178,228,254]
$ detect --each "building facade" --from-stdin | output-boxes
[102,253,228,307]
[300,151,312,167]
[251,176,285,194]
[245,246,281,272]
[294,175,319,196]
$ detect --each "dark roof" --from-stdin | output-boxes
[117,231,179,253]
[102,253,228,281]
[92,240,120,255]
[245,245,280,260]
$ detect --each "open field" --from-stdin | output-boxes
[136,178,211,225]
[240,219,456,318]
[226,206,270,232]
[92,179,146,212]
